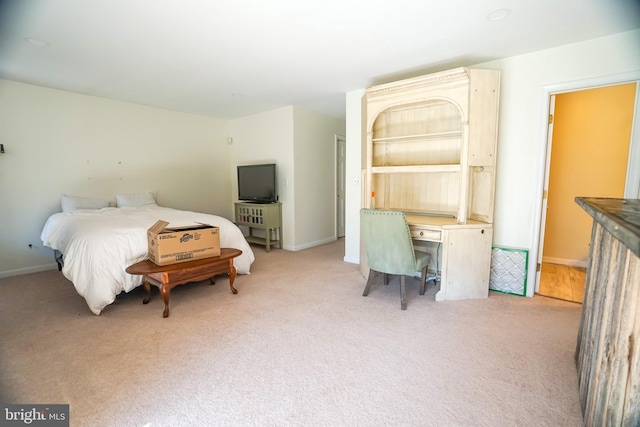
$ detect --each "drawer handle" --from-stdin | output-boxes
[419,231,424,236]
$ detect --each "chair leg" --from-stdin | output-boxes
[363,269,376,296]
[383,273,389,285]
[400,276,407,310]
[419,265,427,295]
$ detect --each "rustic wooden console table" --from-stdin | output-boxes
[575,197,639,426]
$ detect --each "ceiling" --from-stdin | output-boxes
[0,0,638,120]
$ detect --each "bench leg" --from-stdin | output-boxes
[229,265,238,294]
[160,285,171,318]
[142,280,152,304]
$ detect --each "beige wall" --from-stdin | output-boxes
[344,29,640,292]
[229,106,345,250]
[229,106,295,248]
[344,89,366,264]
[0,85,346,277]
[543,83,635,264]
[476,30,640,249]
[0,80,230,277]
[293,106,345,249]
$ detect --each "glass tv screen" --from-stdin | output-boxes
[237,164,277,203]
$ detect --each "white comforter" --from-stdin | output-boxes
[40,205,255,315]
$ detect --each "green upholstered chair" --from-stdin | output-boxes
[360,209,431,310]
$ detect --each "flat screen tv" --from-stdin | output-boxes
[237,163,277,203]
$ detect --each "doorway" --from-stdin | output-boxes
[536,82,638,302]
[336,135,346,238]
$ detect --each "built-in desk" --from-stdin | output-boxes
[405,214,493,301]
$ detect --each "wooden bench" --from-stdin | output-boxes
[126,248,242,318]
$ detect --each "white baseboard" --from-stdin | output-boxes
[343,255,359,264]
[289,237,337,252]
[542,256,588,268]
[0,263,58,279]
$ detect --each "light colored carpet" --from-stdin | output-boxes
[0,239,583,426]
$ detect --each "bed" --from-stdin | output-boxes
[40,200,255,315]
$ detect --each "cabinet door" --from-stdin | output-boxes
[437,227,493,301]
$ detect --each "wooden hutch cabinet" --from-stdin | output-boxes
[362,67,501,301]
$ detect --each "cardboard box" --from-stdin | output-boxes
[147,220,220,266]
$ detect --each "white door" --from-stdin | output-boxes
[336,135,346,237]
[535,95,556,291]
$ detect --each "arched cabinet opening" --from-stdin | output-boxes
[369,99,464,217]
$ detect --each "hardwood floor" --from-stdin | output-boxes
[538,262,586,303]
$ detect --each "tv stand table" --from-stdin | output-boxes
[234,202,282,251]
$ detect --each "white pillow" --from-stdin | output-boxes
[116,192,157,208]
[61,194,110,213]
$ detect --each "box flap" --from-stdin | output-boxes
[149,220,170,234]
[165,222,215,232]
